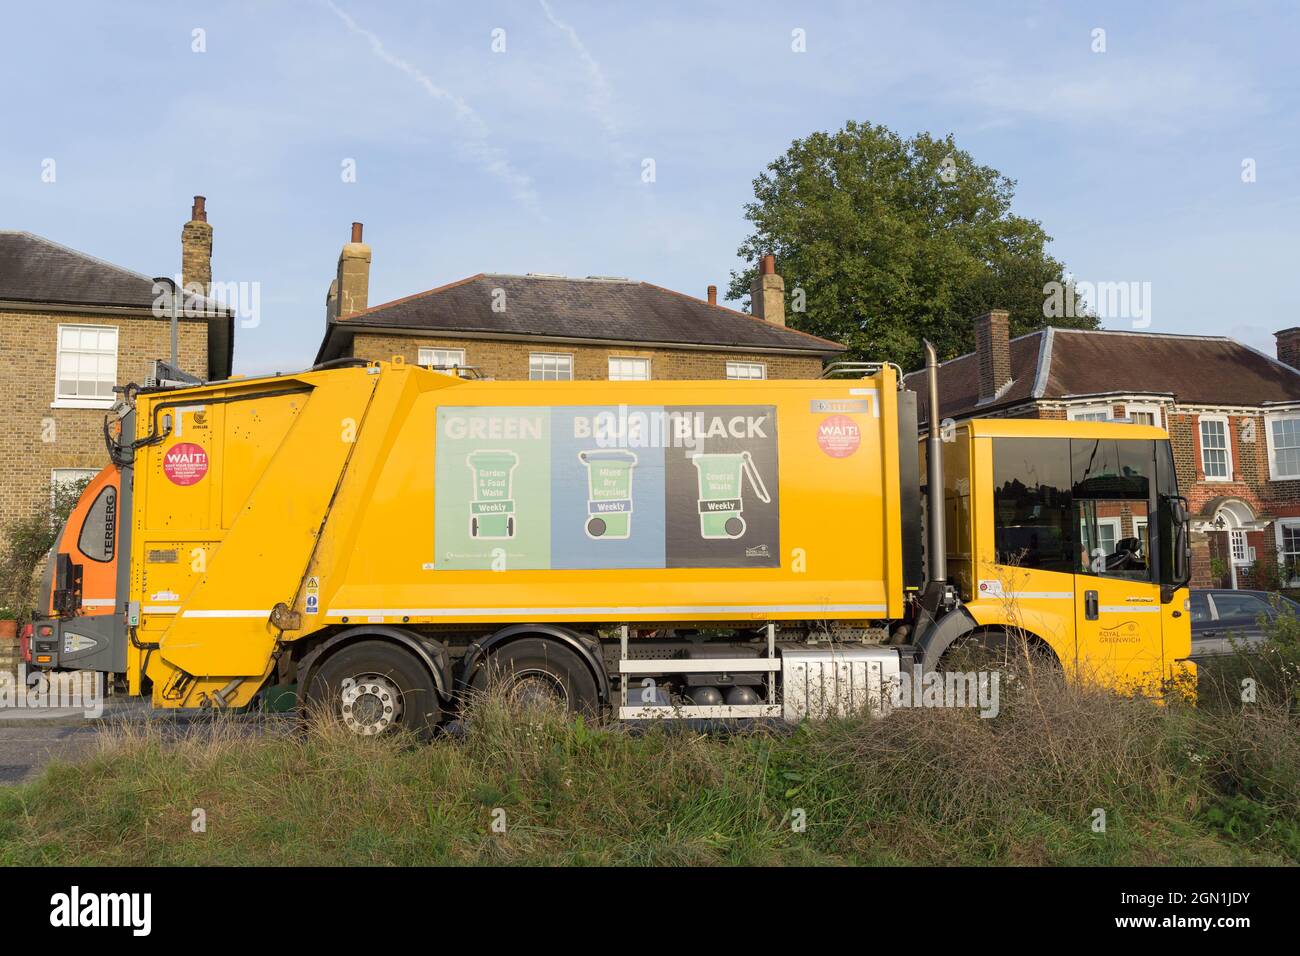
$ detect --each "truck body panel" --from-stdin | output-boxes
[117,363,909,707]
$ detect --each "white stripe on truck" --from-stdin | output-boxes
[325,603,887,618]
[181,609,273,618]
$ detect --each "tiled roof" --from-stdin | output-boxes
[906,328,1300,421]
[1,231,163,309]
[318,273,845,361]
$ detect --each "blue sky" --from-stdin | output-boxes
[3,1,1297,374]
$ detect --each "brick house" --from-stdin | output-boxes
[906,310,1300,590]
[0,198,232,535]
[312,224,844,380]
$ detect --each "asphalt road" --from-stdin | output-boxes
[0,696,290,786]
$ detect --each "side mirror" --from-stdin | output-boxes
[1171,497,1189,525]
[1172,497,1191,588]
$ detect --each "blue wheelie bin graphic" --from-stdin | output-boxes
[578,449,638,539]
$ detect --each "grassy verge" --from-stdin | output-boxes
[1,657,1297,866]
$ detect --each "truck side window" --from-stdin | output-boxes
[992,438,1073,573]
[77,485,117,563]
[1072,439,1154,582]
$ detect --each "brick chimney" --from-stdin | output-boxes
[1276,327,1300,370]
[974,309,1012,402]
[707,284,717,306]
[335,221,371,319]
[750,254,785,327]
[181,195,212,298]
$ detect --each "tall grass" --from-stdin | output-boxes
[1,659,1297,866]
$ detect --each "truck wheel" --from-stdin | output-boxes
[470,638,600,717]
[941,629,1060,677]
[307,640,441,739]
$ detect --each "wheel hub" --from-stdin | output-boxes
[340,675,402,735]
[505,669,569,710]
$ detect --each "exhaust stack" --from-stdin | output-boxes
[924,340,947,588]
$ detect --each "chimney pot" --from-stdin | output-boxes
[760,254,775,276]
[351,222,364,243]
[707,285,717,306]
[191,195,207,223]
[974,310,1012,402]
[1275,327,1300,370]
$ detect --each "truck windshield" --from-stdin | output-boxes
[993,436,1181,585]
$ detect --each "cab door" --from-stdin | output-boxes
[1071,438,1165,692]
[981,436,1079,673]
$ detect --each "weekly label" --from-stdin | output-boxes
[434,405,779,570]
[435,407,552,570]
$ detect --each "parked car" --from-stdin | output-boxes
[1190,588,1300,656]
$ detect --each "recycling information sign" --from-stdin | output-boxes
[434,405,780,570]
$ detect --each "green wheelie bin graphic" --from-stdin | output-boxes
[466,449,520,539]
[690,450,771,540]
[578,449,638,539]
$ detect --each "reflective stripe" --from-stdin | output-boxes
[326,603,887,619]
[142,605,180,614]
[995,591,1073,600]
[80,598,116,608]
[181,609,272,618]
[1099,605,1161,614]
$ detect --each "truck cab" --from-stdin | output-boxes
[933,418,1192,691]
[30,464,128,674]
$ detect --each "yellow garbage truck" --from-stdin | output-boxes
[31,348,1193,734]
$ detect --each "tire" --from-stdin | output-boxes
[941,629,1061,676]
[306,640,441,739]
[469,637,601,717]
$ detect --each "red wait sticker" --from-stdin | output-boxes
[816,415,861,458]
[163,442,209,485]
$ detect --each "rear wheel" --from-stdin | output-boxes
[307,640,441,739]
[469,638,600,717]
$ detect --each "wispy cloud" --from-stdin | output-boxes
[537,0,631,163]
[324,0,538,209]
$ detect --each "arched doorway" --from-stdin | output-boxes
[1200,498,1265,589]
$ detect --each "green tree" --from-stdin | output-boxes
[728,121,1097,369]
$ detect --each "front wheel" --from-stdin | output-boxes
[940,629,1061,678]
[306,640,441,739]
